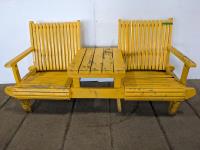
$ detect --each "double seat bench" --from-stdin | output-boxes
[5,19,196,115]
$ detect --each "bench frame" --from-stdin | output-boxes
[4,19,197,115]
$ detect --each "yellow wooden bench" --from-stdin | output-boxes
[4,19,196,115]
[5,21,81,112]
[118,18,196,114]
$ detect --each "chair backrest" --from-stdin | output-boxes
[118,18,173,71]
[29,21,81,71]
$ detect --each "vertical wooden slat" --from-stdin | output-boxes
[130,21,134,69]
[118,20,122,51]
[60,23,66,70]
[160,21,165,70]
[77,20,81,51]
[64,23,69,68]
[40,24,47,70]
[46,23,53,70]
[166,18,173,67]
[57,23,63,70]
[52,23,59,70]
[35,23,42,70]
[73,22,77,59]
[125,22,130,70]
[141,21,145,70]
[156,21,160,70]
[144,21,149,70]
[66,23,71,65]
[70,23,74,64]
[29,22,37,68]
[121,21,126,64]
[49,23,56,70]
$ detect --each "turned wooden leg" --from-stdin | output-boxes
[117,99,122,112]
[168,101,181,115]
[20,100,32,112]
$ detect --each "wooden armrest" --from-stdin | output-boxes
[170,47,196,67]
[5,47,34,68]
[170,47,196,85]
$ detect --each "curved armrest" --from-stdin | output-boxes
[4,47,34,83]
[170,47,196,85]
[5,47,34,68]
[170,47,196,67]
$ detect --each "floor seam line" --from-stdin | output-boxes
[3,101,39,150]
[186,101,200,120]
[0,96,11,110]
[60,99,76,150]
[150,102,174,150]
[108,99,114,150]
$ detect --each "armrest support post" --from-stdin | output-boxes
[180,65,190,85]
[12,64,21,83]
[170,47,196,85]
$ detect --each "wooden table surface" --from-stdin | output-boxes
[68,48,125,77]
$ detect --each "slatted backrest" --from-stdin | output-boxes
[118,18,173,71]
[29,21,81,71]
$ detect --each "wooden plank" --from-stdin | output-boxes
[79,48,95,74]
[90,48,104,73]
[71,87,124,98]
[68,48,86,73]
[110,101,170,150]
[113,48,125,73]
[60,23,66,70]
[39,24,47,70]
[102,48,113,73]
[45,23,53,70]
[153,101,200,150]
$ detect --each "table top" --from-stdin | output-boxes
[68,48,125,77]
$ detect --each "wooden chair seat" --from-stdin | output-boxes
[124,71,195,100]
[5,72,72,100]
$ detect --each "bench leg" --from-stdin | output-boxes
[117,99,122,112]
[20,100,31,112]
[168,101,181,115]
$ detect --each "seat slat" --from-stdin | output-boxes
[102,48,114,73]
[79,48,95,73]
[91,48,103,73]
[113,48,125,73]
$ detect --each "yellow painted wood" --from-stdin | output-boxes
[123,71,195,100]
[114,77,121,88]
[117,99,122,112]
[113,48,125,73]
[119,19,173,71]
[5,72,72,100]
[70,88,124,98]
[168,101,181,115]
[12,64,21,84]
[102,48,114,73]
[29,21,81,71]
[73,78,80,88]
[91,48,104,74]
[69,48,86,73]
[4,20,197,114]
[5,47,34,68]
[170,47,196,67]
[79,48,95,74]
[20,100,32,112]
[68,48,125,77]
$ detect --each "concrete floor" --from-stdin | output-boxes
[0,80,200,150]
